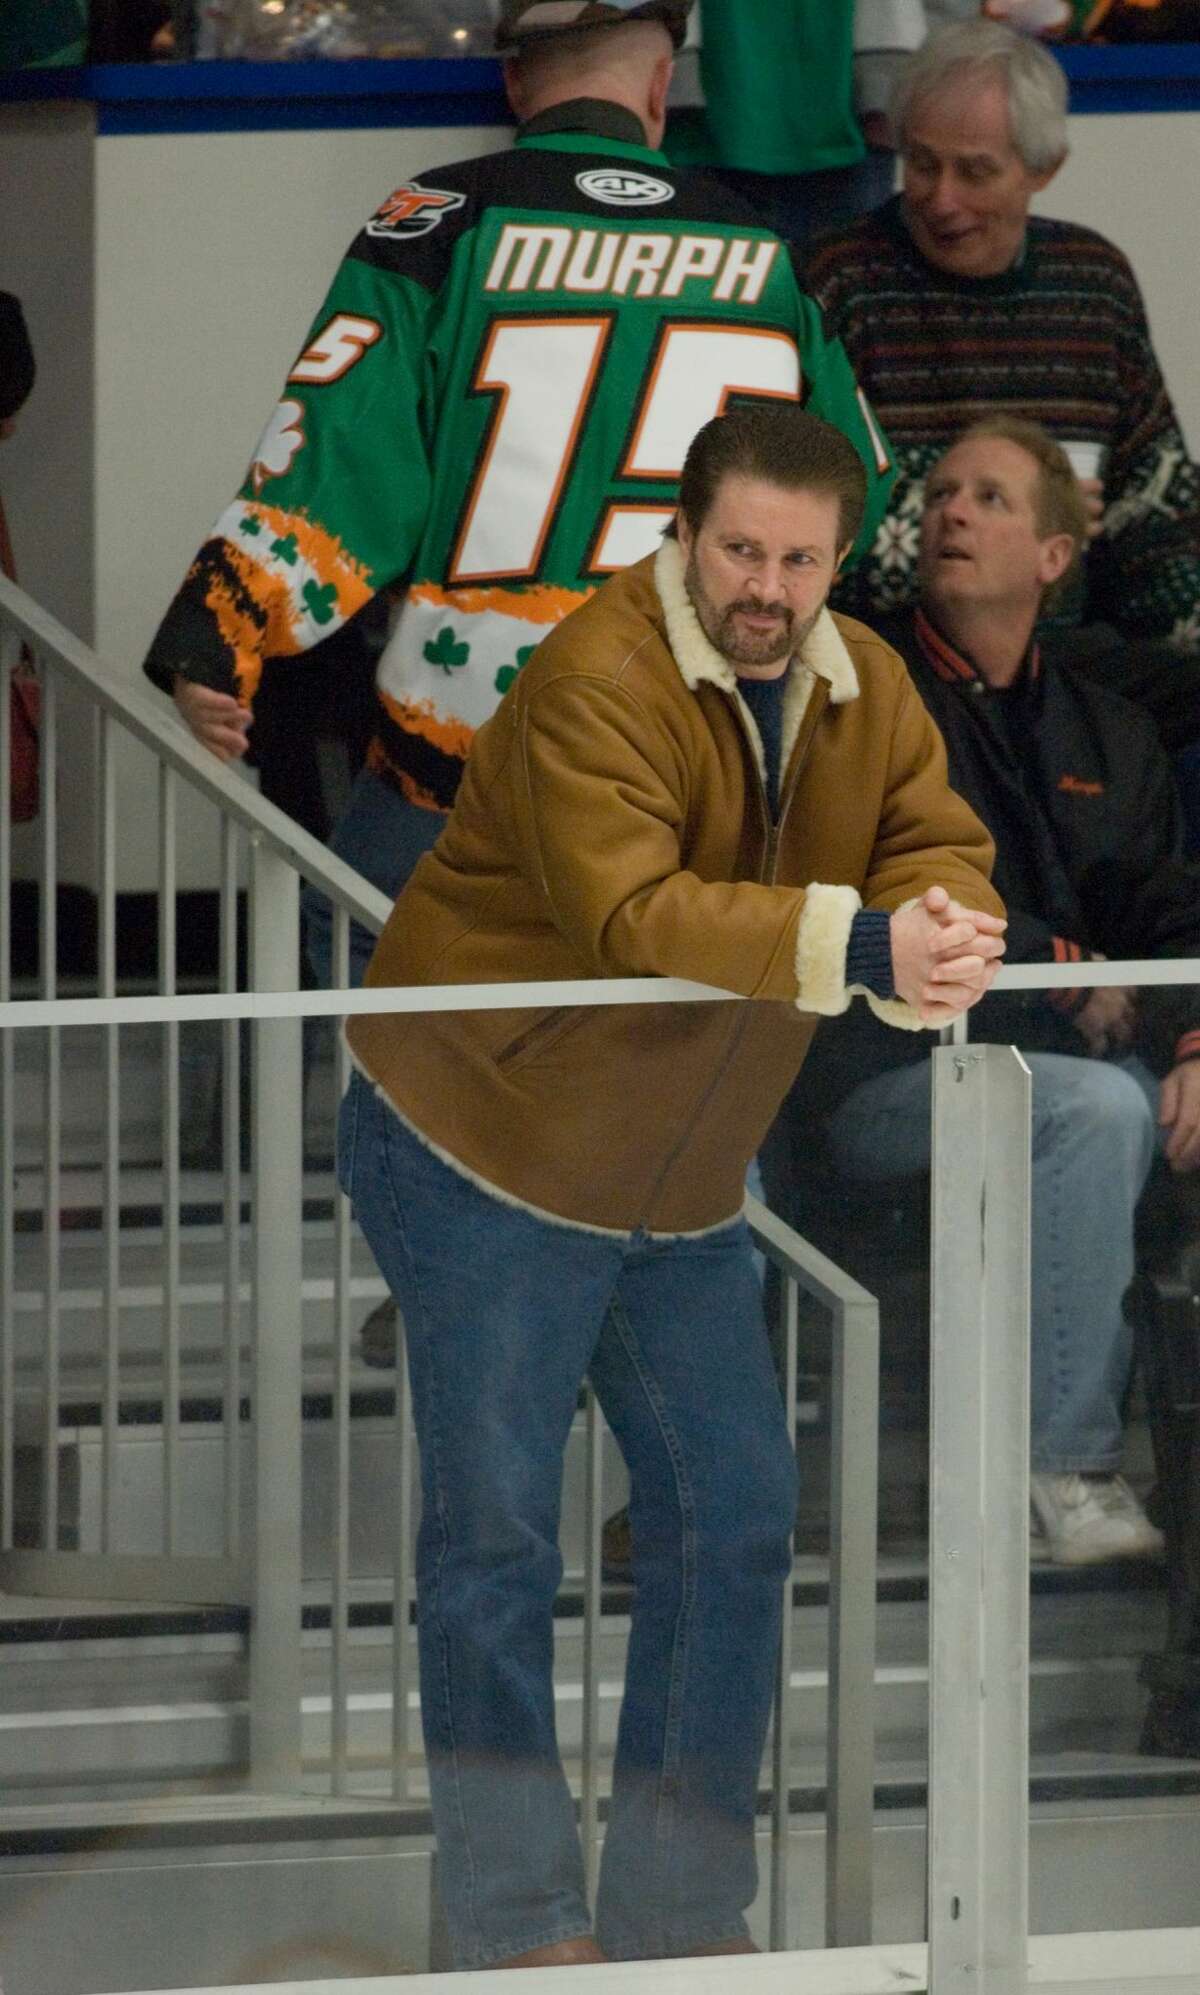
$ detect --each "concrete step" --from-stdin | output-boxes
[2,1786,1200,1993]
[0,1557,1179,1800]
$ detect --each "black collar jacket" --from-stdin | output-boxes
[805,604,1200,1107]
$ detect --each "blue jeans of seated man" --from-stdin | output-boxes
[338,1070,797,1968]
[825,1052,1160,1473]
[303,766,445,989]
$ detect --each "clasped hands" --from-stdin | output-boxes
[890,885,1007,1025]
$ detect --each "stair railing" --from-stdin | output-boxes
[0,570,882,1946]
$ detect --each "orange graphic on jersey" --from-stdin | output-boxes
[367,739,447,815]
[409,580,592,627]
[376,686,477,769]
[201,504,372,703]
[375,188,459,227]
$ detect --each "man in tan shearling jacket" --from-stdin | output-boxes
[341,406,1005,1972]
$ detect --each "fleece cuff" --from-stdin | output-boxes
[863,991,936,1032]
[793,883,860,1017]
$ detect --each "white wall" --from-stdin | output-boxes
[1038,112,1200,454]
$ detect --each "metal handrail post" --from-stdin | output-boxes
[248,837,305,1789]
[825,1287,880,1948]
[929,1044,1032,1993]
[746,1193,879,1948]
[769,1275,799,1953]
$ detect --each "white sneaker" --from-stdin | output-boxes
[1029,1472,1165,1567]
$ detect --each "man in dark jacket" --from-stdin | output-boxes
[796,416,1200,1566]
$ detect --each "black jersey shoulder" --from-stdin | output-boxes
[346,142,789,292]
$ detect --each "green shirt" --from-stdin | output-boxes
[668,1,865,177]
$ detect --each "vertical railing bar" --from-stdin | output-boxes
[99,711,121,1552]
[220,816,241,1561]
[0,626,16,1549]
[928,1046,1031,1995]
[159,764,181,1555]
[248,839,304,1790]
[825,1291,879,1947]
[331,904,352,1794]
[769,1273,799,1953]
[580,1383,605,1905]
[39,662,60,1551]
[394,1314,414,1802]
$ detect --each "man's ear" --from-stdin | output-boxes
[1028,151,1065,197]
[675,511,693,560]
[1038,532,1076,588]
[833,541,854,581]
[647,51,673,130]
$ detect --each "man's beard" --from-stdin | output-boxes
[685,554,817,667]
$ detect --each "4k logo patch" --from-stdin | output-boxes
[576,168,675,208]
[366,182,467,241]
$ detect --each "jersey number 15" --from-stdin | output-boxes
[450,317,804,586]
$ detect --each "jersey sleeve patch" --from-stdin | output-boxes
[366,183,468,242]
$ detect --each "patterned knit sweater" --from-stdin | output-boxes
[806,198,1200,650]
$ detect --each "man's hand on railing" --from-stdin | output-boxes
[1160,1061,1200,1174]
[890,885,1007,1026]
[173,676,252,762]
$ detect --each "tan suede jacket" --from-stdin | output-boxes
[346,541,1002,1233]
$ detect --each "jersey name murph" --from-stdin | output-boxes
[146,128,894,815]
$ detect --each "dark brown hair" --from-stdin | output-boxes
[673,403,867,551]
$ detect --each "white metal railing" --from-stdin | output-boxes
[0,573,879,1951]
[4,571,1199,1986]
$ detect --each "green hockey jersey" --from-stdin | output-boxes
[146,117,894,815]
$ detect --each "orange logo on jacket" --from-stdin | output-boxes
[1058,774,1104,797]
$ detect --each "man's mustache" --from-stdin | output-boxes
[725,599,791,621]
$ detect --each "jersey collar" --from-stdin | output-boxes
[517,99,667,165]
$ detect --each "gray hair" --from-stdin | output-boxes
[890,21,1069,175]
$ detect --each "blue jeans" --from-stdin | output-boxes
[825,1052,1159,1473]
[338,1071,797,1967]
[303,766,444,988]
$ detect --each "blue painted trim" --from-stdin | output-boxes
[1058,41,1200,112]
[2,57,515,136]
[96,91,512,136]
[1058,43,1200,80]
[1,55,507,101]
[4,47,1200,128]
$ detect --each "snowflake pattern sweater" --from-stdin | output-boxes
[806,198,1200,650]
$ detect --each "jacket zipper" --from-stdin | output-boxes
[638,679,829,1227]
